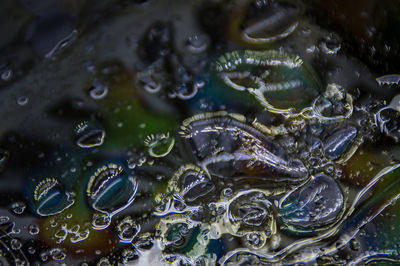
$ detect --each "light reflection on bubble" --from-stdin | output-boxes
[33,178,74,217]
[86,163,138,230]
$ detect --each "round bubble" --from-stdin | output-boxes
[279,173,344,234]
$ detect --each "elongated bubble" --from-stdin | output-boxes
[180,112,308,192]
[214,50,323,114]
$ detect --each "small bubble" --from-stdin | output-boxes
[28,246,36,254]
[40,252,49,262]
[51,248,66,261]
[144,133,175,157]
[28,224,40,235]
[320,36,341,55]
[10,202,26,215]
[222,188,233,198]
[97,257,110,266]
[136,74,161,94]
[89,80,109,100]
[16,95,29,106]
[185,35,208,53]
[92,213,111,230]
[83,60,95,72]
[349,239,360,251]
[11,239,22,250]
[1,68,13,81]
[117,216,141,243]
[0,216,9,224]
[75,121,106,148]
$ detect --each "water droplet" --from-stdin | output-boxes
[50,248,66,261]
[144,133,175,157]
[121,248,139,264]
[279,173,344,234]
[319,36,341,55]
[323,126,358,161]
[222,188,233,198]
[10,202,26,215]
[244,232,266,249]
[227,190,275,236]
[169,164,215,204]
[28,246,36,254]
[97,257,111,266]
[86,163,138,228]
[117,216,141,243]
[89,80,109,100]
[176,80,204,100]
[0,216,9,224]
[136,73,162,94]
[28,224,40,235]
[185,35,208,53]
[350,239,360,251]
[74,121,106,148]
[16,96,29,106]
[33,178,74,216]
[1,68,13,81]
[10,239,22,250]
[237,0,300,44]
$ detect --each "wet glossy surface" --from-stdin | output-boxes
[0,0,400,265]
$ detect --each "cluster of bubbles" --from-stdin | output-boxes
[2,0,400,264]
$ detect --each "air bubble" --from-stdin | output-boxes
[89,80,109,100]
[1,68,13,81]
[74,121,106,148]
[28,224,40,235]
[32,178,74,216]
[86,163,138,229]
[10,202,26,215]
[117,216,141,243]
[16,96,29,106]
[144,133,175,157]
[185,35,208,53]
[320,36,341,55]
[0,149,10,172]
[10,239,22,250]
